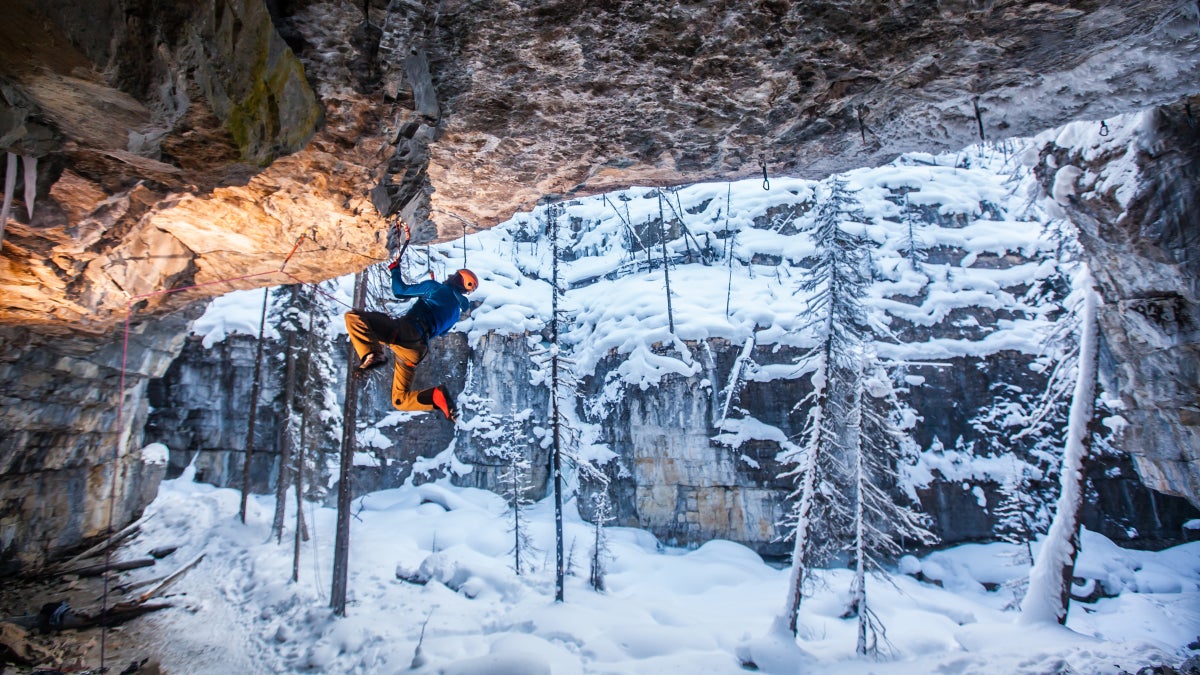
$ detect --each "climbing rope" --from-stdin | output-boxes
[101,233,349,668]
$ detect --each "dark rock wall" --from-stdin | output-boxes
[145,322,1197,557]
[0,311,195,574]
[146,334,284,490]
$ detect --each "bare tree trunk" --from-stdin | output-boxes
[658,192,675,334]
[331,271,367,616]
[512,490,522,576]
[780,416,820,635]
[1020,272,1100,625]
[724,183,735,318]
[239,288,270,524]
[550,204,565,603]
[294,287,316,582]
[851,375,869,655]
[272,325,298,543]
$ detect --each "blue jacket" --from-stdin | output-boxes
[391,268,470,341]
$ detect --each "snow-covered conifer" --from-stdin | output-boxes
[777,177,872,635]
[499,431,537,576]
[899,193,927,271]
[589,490,614,592]
[845,350,936,656]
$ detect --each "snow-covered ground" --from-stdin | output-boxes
[126,468,1200,675]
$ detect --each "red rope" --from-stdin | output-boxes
[100,307,134,669]
[280,271,355,311]
[128,268,281,302]
[280,233,307,272]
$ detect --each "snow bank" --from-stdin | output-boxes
[118,469,1200,675]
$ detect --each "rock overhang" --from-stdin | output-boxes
[0,0,1196,333]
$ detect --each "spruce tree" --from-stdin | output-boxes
[549,202,567,602]
[498,428,536,576]
[269,282,343,543]
[845,350,936,656]
[899,192,927,272]
[589,490,614,593]
[531,201,611,602]
[239,288,269,524]
[777,177,934,646]
[777,177,870,636]
[463,391,538,576]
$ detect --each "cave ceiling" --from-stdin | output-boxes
[0,0,1197,335]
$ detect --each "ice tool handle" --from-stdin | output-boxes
[387,221,412,270]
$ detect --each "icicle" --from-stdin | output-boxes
[0,152,15,248]
[22,154,36,221]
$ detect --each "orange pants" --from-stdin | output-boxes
[343,311,435,412]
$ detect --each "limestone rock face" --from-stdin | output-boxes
[0,313,190,573]
[1,0,1199,569]
[0,0,382,336]
[1037,96,1200,507]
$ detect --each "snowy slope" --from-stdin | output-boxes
[123,470,1200,674]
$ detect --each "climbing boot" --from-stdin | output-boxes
[431,385,457,422]
[358,350,387,372]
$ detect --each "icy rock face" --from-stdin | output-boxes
[1038,97,1200,508]
[452,333,551,495]
[588,341,793,553]
[146,334,285,490]
[144,323,1197,556]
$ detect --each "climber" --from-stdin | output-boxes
[343,259,478,422]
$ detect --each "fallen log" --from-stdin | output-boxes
[138,553,205,603]
[149,546,177,559]
[85,601,172,628]
[49,517,149,574]
[32,601,173,632]
[4,599,173,634]
[113,574,167,597]
[60,558,156,578]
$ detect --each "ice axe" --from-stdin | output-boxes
[386,220,412,270]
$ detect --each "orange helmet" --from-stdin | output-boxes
[454,268,479,292]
